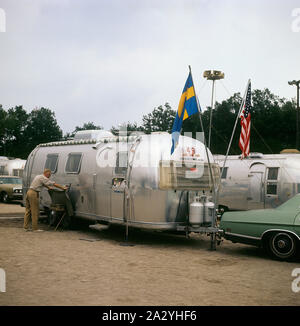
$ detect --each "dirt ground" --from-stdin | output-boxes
[0,202,24,216]
[0,207,300,306]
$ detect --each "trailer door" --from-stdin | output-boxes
[94,145,114,219]
[111,150,128,220]
[265,167,280,209]
[248,163,266,210]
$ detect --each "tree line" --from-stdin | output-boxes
[0,88,297,159]
[112,88,298,155]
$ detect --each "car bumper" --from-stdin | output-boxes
[12,194,23,200]
[223,231,261,246]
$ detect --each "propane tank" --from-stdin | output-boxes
[204,199,215,226]
[189,196,204,227]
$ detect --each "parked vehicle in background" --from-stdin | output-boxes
[219,193,300,261]
[215,150,300,211]
[0,157,26,177]
[0,176,23,203]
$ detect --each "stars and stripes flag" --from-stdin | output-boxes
[239,81,252,159]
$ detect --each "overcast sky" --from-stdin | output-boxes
[0,0,300,133]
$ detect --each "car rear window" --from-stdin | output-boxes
[0,177,22,184]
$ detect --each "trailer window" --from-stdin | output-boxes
[115,152,128,175]
[266,167,279,195]
[267,167,279,180]
[266,183,277,195]
[221,167,228,179]
[45,154,59,173]
[159,160,220,191]
[298,184,300,194]
[65,153,82,174]
[13,169,23,177]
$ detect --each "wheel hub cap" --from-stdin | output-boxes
[277,240,286,249]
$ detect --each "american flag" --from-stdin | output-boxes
[239,81,251,159]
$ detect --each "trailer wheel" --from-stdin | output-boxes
[49,210,58,226]
[42,207,50,224]
[61,214,72,229]
[268,232,298,261]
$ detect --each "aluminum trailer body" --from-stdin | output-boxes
[0,157,26,177]
[23,131,220,232]
[215,152,300,211]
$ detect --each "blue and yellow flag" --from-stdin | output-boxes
[171,72,199,154]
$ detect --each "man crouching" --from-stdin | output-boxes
[24,169,68,232]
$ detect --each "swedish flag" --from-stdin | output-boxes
[171,72,199,154]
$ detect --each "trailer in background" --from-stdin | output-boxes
[215,151,300,211]
[0,157,26,177]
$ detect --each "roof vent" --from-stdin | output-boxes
[151,131,169,135]
[74,130,113,141]
[247,152,264,159]
[239,153,264,158]
[280,149,300,154]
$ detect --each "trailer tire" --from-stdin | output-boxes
[49,210,58,226]
[42,207,50,224]
[50,211,73,230]
[61,214,72,229]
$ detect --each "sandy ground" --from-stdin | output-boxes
[0,204,299,306]
[0,202,24,217]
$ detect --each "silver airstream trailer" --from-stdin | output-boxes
[215,151,300,211]
[23,130,220,246]
[0,157,9,175]
[0,157,26,177]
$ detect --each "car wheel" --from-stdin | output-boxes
[1,192,10,203]
[268,232,298,261]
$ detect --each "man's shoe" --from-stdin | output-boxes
[24,228,32,232]
[33,229,44,232]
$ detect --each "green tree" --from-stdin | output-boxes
[278,100,297,150]
[141,102,176,133]
[199,88,297,155]
[4,106,28,158]
[23,107,62,157]
[202,93,242,154]
[65,122,103,138]
[73,122,103,133]
[249,89,296,153]
[110,121,144,135]
[0,105,8,155]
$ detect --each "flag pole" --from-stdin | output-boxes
[216,79,251,196]
[189,65,218,250]
[189,65,215,193]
